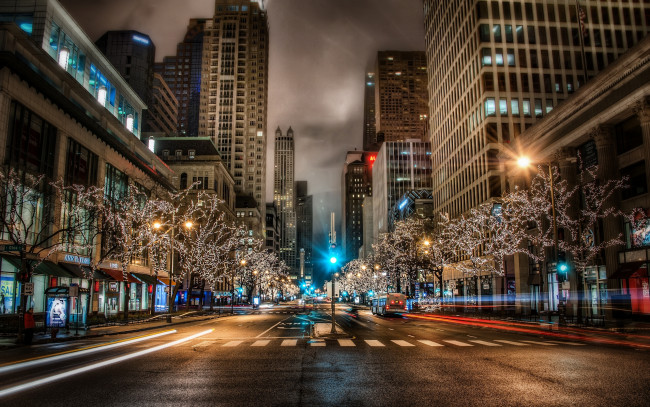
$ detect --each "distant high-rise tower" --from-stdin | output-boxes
[341,151,375,262]
[95,30,155,108]
[423,0,650,219]
[363,72,378,151]
[374,51,428,143]
[372,140,432,242]
[199,0,269,213]
[155,18,206,138]
[295,180,313,281]
[274,127,297,274]
[95,30,155,140]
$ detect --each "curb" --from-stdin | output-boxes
[3,314,229,348]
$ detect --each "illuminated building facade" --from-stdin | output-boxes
[342,151,375,262]
[274,127,297,272]
[423,0,650,220]
[374,51,429,143]
[198,0,269,214]
[372,140,432,242]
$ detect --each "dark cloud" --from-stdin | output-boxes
[58,0,424,281]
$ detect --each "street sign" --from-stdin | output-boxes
[23,282,34,296]
[1,244,25,252]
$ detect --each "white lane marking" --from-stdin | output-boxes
[443,340,473,347]
[365,340,385,347]
[223,341,243,347]
[547,341,586,346]
[0,329,213,398]
[407,335,415,338]
[468,340,502,347]
[251,340,270,347]
[388,328,394,330]
[0,330,176,374]
[494,340,529,346]
[338,339,355,347]
[392,340,415,347]
[418,340,444,347]
[520,340,557,346]
[310,340,325,347]
[281,339,297,346]
[255,315,292,338]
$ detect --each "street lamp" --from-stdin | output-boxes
[154,216,192,323]
[518,156,568,321]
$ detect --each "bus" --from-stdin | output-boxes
[371,293,407,315]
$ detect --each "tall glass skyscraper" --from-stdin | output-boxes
[423,0,650,219]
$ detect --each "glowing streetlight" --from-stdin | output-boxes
[517,156,531,168]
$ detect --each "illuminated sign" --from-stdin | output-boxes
[132,34,150,45]
[64,254,91,265]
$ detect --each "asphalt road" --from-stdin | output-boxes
[1,304,649,406]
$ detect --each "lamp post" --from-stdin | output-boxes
[154,217,192,323]
[330,255,338,334]
[518,156,567,322]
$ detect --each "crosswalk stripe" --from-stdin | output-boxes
[547,341,586,346]
[365,340,385,347]
[281,339,297,347]
[520,340,557,346]
[468,340,501,347]
[338,339,355,347]
[251,340,270,347]
[310,340,325,347]
[392,340,415,347]
[494,340,528,346]
[443,340,473,347]
[223,341,243,347]
[418,340,444,347]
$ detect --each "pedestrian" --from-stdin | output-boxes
[24,307,35,345]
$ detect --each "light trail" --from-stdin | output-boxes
[0,330,176,374]
[0,329,214,398]
[405,314,650,349]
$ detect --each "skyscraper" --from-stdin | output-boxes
[274,127,297,274]
[95,30,155,110]
[374,51,429,143]
[363,72,378,151]
[155,18,207,138]
[372,140,432,242]
[295,180,313,282]
[423,0,650,219]
[199,0,269,212]
[341,151,374,262]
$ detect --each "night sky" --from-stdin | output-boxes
[59,0,425,283]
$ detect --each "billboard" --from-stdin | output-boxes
[46,297,68,327]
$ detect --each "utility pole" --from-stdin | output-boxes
[329,212,337,334]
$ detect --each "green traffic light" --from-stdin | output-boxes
[330,256,337,264]
[558,263,568,272]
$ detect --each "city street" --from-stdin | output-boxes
[1,304,648,406]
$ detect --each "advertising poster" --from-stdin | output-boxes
[0,275,16,314]
[46,297,68,327]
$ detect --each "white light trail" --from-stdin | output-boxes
[0,330,176,375]
[0,329,213,398]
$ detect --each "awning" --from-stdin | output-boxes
[527,273,542,285]
[611,261,647,279]
[59,263,109,280]
[1,255,22,270]
[131,272,159,285]
[36,261,76,278]
[100,268,140,283]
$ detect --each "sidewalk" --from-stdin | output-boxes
[0,311,229,350]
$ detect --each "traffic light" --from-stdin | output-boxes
[329,256,337,264]
[557,251,568,275]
